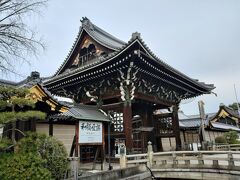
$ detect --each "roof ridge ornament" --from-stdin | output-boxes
[81,17,94,30]
[131,32,141,40]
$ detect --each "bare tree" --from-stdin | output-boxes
[0,0,48,76]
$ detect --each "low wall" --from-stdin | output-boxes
[153,168,240,180]
[79,166,150,180]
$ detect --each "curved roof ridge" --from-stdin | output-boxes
[91,22,126,45]
[131,35,215,91]
[54,27,83,76]
[44,38,137,85]
[0,79,18,86]
[54,17,127,76]
[82,18,126,50]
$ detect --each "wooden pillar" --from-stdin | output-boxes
[146,106,156,151]
[123,102,133,152]
[49,119,53,136]
[101,124,105,170]
[183,130,187,150]
[141,105,148,152]
[133,103,155,152]
[75,121,79,157]
[157,137,163,151]
[172,105,181,150]
[31,119,36,132]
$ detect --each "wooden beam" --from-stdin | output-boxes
[154,113,172,118]
[81,92,121,104]
[101,102,124,111]
[134,92,175,107]
[155,134,176,137]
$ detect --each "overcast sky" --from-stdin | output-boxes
[5,0,240,115]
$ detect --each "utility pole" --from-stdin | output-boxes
[198,101,206,149]
[234,84,240,115]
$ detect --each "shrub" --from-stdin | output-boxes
[18,132,68,179]
[215,136,227,144]
[224,131,240,144]
[0,138,12,151]
[0,152,51,180]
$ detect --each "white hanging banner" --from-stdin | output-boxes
[79,121,102,144]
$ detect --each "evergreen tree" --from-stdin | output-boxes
[0,85,46,147]
[229,102,240,111]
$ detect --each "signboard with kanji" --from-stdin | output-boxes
[79,121,102,144]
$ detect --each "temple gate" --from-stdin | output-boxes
[44,17,214,154]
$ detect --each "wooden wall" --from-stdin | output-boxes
[180,129,226,148]
[161,137,176,151]
[36,123,75,155]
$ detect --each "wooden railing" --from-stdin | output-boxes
[119,142,240,171]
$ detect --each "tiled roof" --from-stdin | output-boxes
[179,106,240,132]
[45,17,214,96]
[0,71,49,88]
[0,79,18,86]
[130,36,215,92]
[45,37,214,92]
[0,72,69,109]
[179,112,215,129]
[54,17,126,76]
[58,104,110,122]
[223,106,240,118]
[211,122,240,132]
[179,118,206,129]
[82,17,126,50]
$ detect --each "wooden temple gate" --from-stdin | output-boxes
[43,17,214,155]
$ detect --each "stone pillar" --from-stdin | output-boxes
[147,141,153,168]
[228,152,234,168]
[72,157,79,180]
[119,144,127,169]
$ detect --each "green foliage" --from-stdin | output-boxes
[11,97,35,108]
[0,152,52,180]
[0,85,46,145]
[215,136,227,144]
[0,86,29,100]
[18,132,68,180]
[0,110,46,124]
[229,102,240,111]
[224,131,240,144]
[0,100,9,110]
[0,138,12,151]
[0,86,35,110]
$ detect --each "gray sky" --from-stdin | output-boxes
[6,0,240,115]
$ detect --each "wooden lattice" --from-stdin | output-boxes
[110,111,124,132]
[155,115,174,135]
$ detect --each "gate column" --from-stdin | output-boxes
[172,105,181,150]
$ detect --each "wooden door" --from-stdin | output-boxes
[132,117,142,153]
